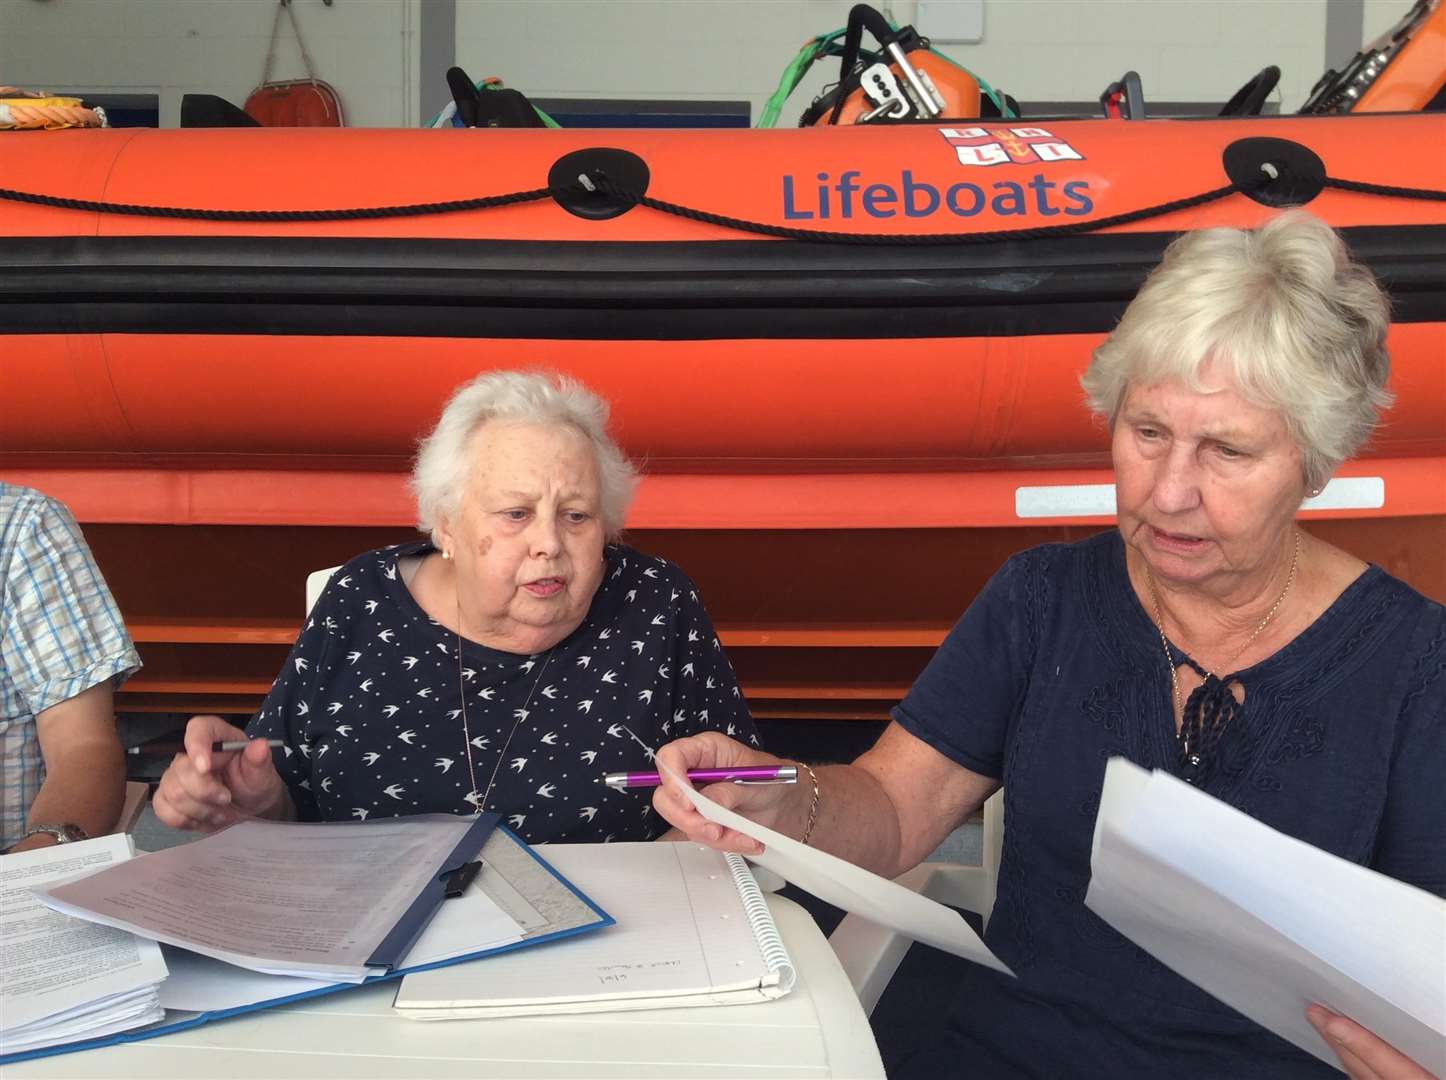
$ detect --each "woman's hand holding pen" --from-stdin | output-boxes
[652,732,805,856]
[153,716,292,831]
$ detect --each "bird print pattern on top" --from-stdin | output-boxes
[247,542,758,844]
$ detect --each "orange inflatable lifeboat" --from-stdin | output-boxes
[2,109,1443,721]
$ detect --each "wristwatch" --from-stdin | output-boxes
[12,823,88,848]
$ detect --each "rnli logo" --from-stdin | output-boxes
[941,127,1084,167]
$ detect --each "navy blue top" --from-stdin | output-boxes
[248,542,758,845]
[893,531,1445,1080]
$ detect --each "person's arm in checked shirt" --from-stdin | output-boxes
[1,490,139,852]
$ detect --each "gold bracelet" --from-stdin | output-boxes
[798,763,821,846]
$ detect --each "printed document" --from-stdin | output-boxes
[1,835,167,1053]
[38,815,475,982]
[157,842,526,1012]
[1087,758,1446,1074]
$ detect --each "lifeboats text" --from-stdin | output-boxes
[781,170,1093,220]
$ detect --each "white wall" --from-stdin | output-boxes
[454,0,1339,121]
[945,0,1328,110]
[1363,0,1412,43]
[0,0,1410,127]
[0,0,415,128]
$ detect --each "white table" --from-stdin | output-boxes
[6,896,883,1079]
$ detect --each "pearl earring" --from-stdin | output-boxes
[442,550,452,560]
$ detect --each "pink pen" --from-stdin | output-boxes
[602,765,797,790]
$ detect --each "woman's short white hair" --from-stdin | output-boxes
[1081,211,1392,492]
[412,370,639,542]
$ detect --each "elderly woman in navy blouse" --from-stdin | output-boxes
[155,371,757,844]
[655,213,1443,1080]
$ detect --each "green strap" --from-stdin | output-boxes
[757,32,835,129]
[756,22,1014,126]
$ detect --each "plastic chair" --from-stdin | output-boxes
[110,780,152,835]
[829,788,1004,1016]
[305,566,340,614]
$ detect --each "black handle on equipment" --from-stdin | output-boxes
[1099,70,1146,120]
[445,66,481,128]
[828,3,905,125]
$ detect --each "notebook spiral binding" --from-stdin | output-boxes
[725,853,798,992]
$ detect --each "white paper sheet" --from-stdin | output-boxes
[0,836,167,1048]
[1086,758,1446,1075]
[156,946,334,1012]
[663,762,1011,975]
[37,816,475,982]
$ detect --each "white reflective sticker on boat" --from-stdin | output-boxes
[1302,477,1385,511]
[1014,484,1117,518]
[1013,476,1386,519]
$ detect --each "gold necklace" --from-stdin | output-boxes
[454,587,553,814]
[1143,529,1303,761]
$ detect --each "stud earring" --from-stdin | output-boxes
[442,550,452,560]
[1309,488,1322,497]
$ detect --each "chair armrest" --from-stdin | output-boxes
[829,862,992,1016]
[110,780,151,835]
[747,863,788,893]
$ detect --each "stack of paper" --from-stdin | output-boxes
[1087,758,1446,1074]
[1,836,168,1055]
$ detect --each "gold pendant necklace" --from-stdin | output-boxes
[454,587,553,814]
[1143,529,1303,763]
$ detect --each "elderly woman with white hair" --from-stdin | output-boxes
[654,213,1444,1080]
[155,371,757,844]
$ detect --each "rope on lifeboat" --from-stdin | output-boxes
[593,175,1446,246]
[0,88,106,130]
[0,184,553,223]
[593,178,1246,245]
[0,170,1442,243]
[1318,177,1446,202]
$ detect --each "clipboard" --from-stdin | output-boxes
[367,815,497,971]
[2,823,611,1065]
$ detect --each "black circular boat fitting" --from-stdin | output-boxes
[1223,137,1327,207]
[549,148,651,220]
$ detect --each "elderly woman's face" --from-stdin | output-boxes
[1112,363,1308,593]
[440,420,607,649]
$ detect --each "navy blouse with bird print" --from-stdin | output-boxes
[247,541,758,844]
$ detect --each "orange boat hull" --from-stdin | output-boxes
[2,118,1442,718]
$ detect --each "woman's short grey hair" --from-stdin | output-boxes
[1081,211,1392,492]
[412,370,639,542]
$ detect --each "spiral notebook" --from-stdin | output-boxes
[394,842,795,1018]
